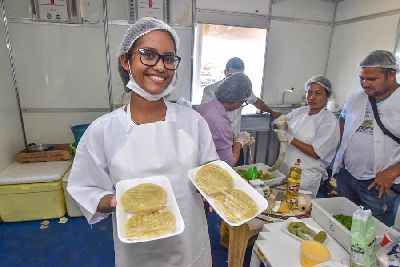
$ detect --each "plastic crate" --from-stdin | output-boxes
[311,197,388,253]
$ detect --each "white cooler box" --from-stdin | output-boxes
[311,197,389,253]
[62,169,84,217]
[0,161,71,222]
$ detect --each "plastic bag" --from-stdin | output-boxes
[350,207,377,267]
[376,236,400,267]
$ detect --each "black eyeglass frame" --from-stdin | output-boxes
[241,101,249,108]
[131,48,181,70]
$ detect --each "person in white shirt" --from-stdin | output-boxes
[274,75,340,198]
[332,50,400,226]
[201,57,282,133]
[67,17,219,266]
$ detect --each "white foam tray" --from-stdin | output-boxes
[115,176,185,243]
[234,163,287,187]
[281,217,329,244]
[188,160,268,226]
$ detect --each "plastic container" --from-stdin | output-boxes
[300,240,330,267]
[0,161,71,222]
[285,159,302,203]
[70,142,77,155]
[71,123,90,144]
[311,197,389,253]
[234,163,286,187]
[62,169,83,217]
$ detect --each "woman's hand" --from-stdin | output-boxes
[97,194,117,213]
[234,131,254,147]
[274,129,294,143]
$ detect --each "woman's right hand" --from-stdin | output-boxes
[109,195,117,209]
[97,194,117,213]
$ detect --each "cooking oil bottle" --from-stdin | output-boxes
[285,159,302,204]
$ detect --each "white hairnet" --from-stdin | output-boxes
[216,73,252,103]
[305,75,332,93]
[359,50,399,72]
[118,17,180,89]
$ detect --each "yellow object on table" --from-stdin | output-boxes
[300,240,331,267]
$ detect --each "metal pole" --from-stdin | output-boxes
[324,2,337,75]
[102,0,113,112]
[0,0,27,147]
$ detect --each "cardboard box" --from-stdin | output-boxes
[311,197,388,253]
[62,169,83,217]
[16,144,72,163]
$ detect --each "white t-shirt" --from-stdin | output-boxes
[343,101,375,180]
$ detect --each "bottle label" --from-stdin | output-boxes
[288,183,300,192]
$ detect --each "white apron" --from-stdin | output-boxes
[280,112,325,198]
[109,104,212,267]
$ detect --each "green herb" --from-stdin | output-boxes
[333,214,352,231]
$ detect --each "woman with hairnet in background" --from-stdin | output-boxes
[195,72,254,167]
[274,75,340,197]
[67,17,219,267]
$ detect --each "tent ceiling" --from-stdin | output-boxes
[272,0,343,3]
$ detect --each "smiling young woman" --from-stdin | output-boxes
[67,17,219,267]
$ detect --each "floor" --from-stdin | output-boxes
[0,210,253,267]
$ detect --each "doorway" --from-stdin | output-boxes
[192,23,267,114]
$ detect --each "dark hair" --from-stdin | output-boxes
[225,57,245,72]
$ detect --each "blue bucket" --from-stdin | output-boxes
[71,123,90,144]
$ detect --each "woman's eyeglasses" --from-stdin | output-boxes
[241,101,249,108]
[133,48,181,70]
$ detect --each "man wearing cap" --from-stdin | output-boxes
[333,50,400,226]
[196,72,254,167]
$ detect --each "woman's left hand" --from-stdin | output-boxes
[274,129,294,143]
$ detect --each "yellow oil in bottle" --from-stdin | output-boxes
[285,159,302,204]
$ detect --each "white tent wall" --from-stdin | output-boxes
[1,0,400,164]
[262,0,334,105]
[0,13,24,170]
[326,0,400,107]
[7,22,110,143]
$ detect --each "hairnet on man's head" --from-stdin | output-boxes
[359,50,399,72]
[118,17,180,89]
[216,73,252,103]
[305,75,332,93]
[225,57,245,72]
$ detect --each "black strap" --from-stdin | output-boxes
[368,96,400,144]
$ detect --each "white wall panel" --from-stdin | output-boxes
[0,19,25,170]
[326,15,400,107]
[23,112,106,144]
[262,20,331,105]
[170,0,193,26]
[4,0,30,19]
[8,22,109,108]
[272,0,334,22]
[109,24,193,104]
[336,0,400,22]
[196,0,270,16]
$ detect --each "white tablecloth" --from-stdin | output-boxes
[250,218,350,267]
